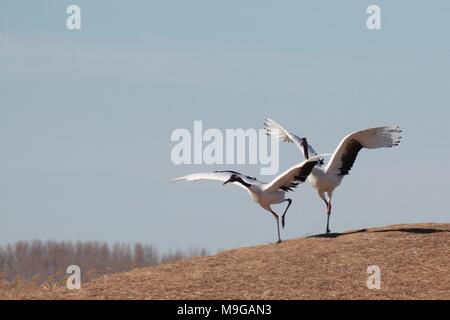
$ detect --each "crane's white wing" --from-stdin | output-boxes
[263,154,330,193]
[173,171,264,190]
[264,118,322,164]
[325,126,402,182]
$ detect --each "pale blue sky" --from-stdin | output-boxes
[1,1,449,252]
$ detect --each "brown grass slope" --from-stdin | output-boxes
[2,223,450,300]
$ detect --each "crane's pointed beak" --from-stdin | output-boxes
[223,179,231,185]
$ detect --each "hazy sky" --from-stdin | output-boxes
[1,1,449,252]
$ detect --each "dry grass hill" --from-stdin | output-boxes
[1,223,449,300]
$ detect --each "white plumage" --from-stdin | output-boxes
[174,155,329,243]
[264,118,322,164]
[265,119,402,234]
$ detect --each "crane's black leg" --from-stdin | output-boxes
[281,199,293,229]
[322,198,331,234]
[326,201,332,234]
[270,210,282,244]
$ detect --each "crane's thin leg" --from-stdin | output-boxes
[270,210,282,244]
[325,195,333,234]
[281,199,293,229]
[326,205,331,234]
[322,198,330,234]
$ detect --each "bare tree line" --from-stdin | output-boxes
[0,240,208,284]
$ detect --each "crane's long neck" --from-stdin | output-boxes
[301,138,309,159]
[236,177,252,189]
